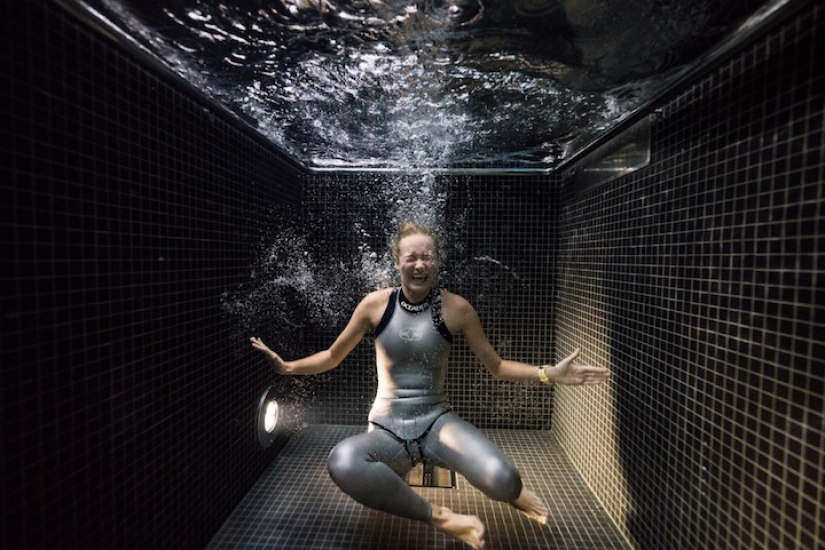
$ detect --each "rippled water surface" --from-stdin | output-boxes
[83,0,774,171]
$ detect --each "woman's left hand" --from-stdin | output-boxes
[547,348,611,385]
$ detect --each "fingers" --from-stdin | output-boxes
[564,347,610,383]
[578,366,611,384]
[250,337,273,355]
[576,365,609,372]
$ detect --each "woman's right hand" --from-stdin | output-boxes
[250,337,287,374]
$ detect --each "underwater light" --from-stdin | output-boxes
[257,386,281,448]
[264,400,279,432]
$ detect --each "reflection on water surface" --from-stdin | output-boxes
[80,0,780,171]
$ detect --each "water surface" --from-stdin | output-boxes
[83,0,773,170]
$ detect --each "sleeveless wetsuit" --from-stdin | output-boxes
[327,288,524,521]
[368,286,453,441]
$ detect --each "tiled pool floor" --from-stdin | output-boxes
[207,425,630,549]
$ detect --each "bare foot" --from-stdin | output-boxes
[510,487,548,524]
[430,505,486,549]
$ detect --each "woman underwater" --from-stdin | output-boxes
[251,221,611,549]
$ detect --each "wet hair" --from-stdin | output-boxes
[391,222,441,264]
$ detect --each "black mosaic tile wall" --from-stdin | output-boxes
[298,173,558,431]
[1,2,303,549]
[7,2,823,550]
[554,4,824,549]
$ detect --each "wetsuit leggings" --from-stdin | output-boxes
[327,412,523,522]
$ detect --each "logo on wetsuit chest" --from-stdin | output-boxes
[398,327,424,342]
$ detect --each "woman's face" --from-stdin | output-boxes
[394,233,438,297]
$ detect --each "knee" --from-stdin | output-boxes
[480,459,523,502]
[327,441,362,489]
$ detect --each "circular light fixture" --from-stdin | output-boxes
[264,400,279,432]
[257,386,281,448]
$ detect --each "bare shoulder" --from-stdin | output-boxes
[357,287,394,327]
[362,287,394,306]
[439,289,479,333]
[440,289,472,311]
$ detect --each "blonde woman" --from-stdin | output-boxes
[251,222,610,549]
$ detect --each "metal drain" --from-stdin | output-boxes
[405,463,456,488]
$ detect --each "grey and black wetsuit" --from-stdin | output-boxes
[327,287,523,521]
[368,285,453,444]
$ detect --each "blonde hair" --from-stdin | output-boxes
[391,222,441,263]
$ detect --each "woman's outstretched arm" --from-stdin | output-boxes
[250,289,388,375]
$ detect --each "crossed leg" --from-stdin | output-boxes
[421,413,548,525]
[327,426,486,548]
[327,415,548,549]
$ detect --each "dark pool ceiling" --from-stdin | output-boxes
[75,0,793,173]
